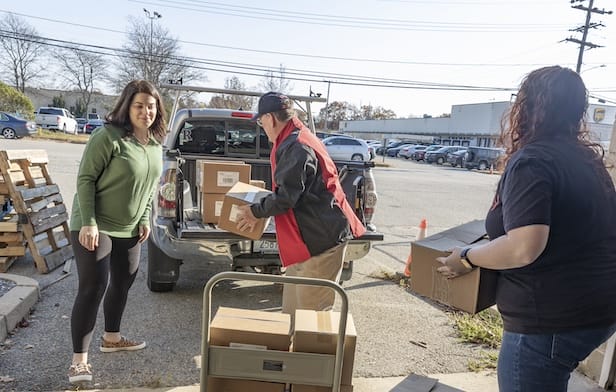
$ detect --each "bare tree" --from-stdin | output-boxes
[318,101,359,130]
[113,16,203,91]
[55,47,107,116]
[208,76,255,110]
[259,64,292,93]
[0,13,45,92]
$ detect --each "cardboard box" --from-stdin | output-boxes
[293,310,357,386]
[218,182,272,240]
[250,179,267,189]
[198,160,251,193]
[201,193,225,223]
[292,384,353,392]
[409,219,498,314]
[210,307,291,351]
[207,377,285,392]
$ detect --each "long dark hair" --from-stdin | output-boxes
[500,66,604,164]
[106,80,167,141]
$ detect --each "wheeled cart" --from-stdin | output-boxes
[200,271,349,392]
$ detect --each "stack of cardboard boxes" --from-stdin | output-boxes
[197,160,273,240]
[207,307,357,392]
[198,161,251,224]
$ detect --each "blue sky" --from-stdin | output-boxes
[2,0,614,118]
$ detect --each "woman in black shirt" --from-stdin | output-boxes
[437,66,616,392]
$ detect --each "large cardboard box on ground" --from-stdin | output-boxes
[210,307,291,351]
[201,193,225,223]
[197,160,251,193]
[206,377,285,392]
[293,310,357,386]
[410,219,498,314]
[217,182,272,240]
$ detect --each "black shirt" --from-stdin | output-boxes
[485,140,616,333]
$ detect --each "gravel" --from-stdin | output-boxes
[0,277,16,298]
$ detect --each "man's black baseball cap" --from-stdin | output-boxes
[252,92,292,120]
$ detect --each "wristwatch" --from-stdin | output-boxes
[459,247,476,270]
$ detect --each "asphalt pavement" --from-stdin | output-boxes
[0,139,612,391]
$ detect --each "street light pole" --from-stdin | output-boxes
[143,8,162,82]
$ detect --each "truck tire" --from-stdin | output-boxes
[147,237,181,292]
[437,157,444,165]
[478,161,488,171]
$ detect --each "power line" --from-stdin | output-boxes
[130,0,570,32]
[0,29,517,92]
[0,9,587,68]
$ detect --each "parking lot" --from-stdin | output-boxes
[0,138,501,390]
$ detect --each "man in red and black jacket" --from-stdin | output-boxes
[236,92,365,318]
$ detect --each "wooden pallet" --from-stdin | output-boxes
[0,213,25,272]
[0,150,73,273]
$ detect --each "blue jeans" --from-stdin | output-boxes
[498,322,616,392]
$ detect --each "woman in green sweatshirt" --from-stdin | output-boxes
[68,80,166,384]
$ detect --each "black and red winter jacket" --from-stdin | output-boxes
[251,117,366,267]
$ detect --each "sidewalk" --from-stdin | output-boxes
[65,370,607,392]
[0,273,39,341]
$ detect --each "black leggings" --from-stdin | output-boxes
[70,231,141,353]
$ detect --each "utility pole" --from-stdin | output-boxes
[565,0,612,73]
[143,8,162,82]
[324,81,331,130]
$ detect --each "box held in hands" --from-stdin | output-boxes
[218,182,272,240]
[409,219,497,314]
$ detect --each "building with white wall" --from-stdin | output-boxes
[339,101,616,148]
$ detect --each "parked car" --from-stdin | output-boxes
[398,145,426,159]
[386,143,415,157]
[446,149,467,167]
[76,117,87,132]
[87,113,101,120]
[34,107,78,134]
[376,140,408,156]
[84,119,105,134]
[322,136,371,161]
[0,112,37,139]
[411,145,443,161]
[425,146,466,165]
[464,146,505,171]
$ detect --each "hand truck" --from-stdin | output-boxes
[200,271,349,392]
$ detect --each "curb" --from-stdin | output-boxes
[0,273,40,342]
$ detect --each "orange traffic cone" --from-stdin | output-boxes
[403,219,428,277]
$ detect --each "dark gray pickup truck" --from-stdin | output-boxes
[147,85,383,292]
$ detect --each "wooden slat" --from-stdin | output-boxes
[29,204,66,224]
[42,245,73,271]
[0,214,19,232]
[32,213,69,235]
[0,232,23,242]
[19,184,60,200]
[4,149,49,164]
[28,193,64,212]
[0,246,26,256]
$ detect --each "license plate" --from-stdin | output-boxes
[253,240,279,253]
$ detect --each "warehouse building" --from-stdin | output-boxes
[339,101,616,148]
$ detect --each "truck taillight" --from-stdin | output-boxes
[158,169,177,218]
[363,171,377,225]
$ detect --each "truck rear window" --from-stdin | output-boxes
[176,119,271,158]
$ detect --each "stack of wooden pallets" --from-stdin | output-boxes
[0,149,73,273]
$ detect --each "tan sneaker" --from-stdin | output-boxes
[100,336,146,353]
[68,363,92,384]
